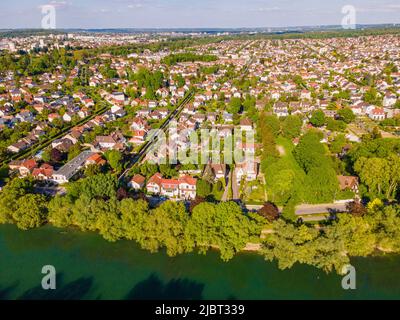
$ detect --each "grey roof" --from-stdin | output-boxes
[53,150,94,180]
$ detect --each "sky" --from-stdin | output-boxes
[1,0,400,29]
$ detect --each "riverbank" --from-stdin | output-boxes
[1,224,400,300]
[1,219,397,273]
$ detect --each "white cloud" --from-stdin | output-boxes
[39,1,69,10]
[357,3,400,13]
[128,3,144,9]
[257,7,280,12]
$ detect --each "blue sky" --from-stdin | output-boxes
[1,0,400,29]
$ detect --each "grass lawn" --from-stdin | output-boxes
[212,178,226,201]
[275,136,304,172]
[263,136,306,206]
[243,179,266,203]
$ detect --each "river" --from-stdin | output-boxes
[0,224,399,300]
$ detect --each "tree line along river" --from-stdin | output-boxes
[0,224,399,300]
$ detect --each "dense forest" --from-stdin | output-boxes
[162,53,218,66]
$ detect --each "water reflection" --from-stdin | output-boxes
[125,273,205,300]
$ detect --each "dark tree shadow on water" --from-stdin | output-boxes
[125,273,205,300]
[17,273,94,300]
[0,282,20,300]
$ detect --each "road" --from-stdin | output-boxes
[221,169,232,202]
[119,91,194,181]
[295,203,348,216]
[231,168,240,200]
[244,202,348,216]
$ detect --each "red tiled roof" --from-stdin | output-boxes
[179,175,197,186]
[21,159,37,170]
[131,174,146,185]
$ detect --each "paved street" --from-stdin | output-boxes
[295,203,348,216]
[119,92,194,181]
[221,169,231,202]
[231,168,240,200]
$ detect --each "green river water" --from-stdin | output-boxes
[0,224,399,300]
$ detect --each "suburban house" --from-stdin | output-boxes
[178,175,197,200]
[203,163,227,181]
[9,159,38,177]
[337,175,359,194]
[236,161,259,183]
[7,140,29,153]
[239,118,253,131]
[128,174,146,190]
[273,102,289,117]
[85,153,106,167]
[94,132,126,151]
[146,173,163,194]
[32,164,54,181]
[369,107,386,121]
[129,130,147,145]
[146,173,197,200]
[51,151,94,184]
[383,92,397,107]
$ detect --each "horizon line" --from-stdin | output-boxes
[1,23,400,32]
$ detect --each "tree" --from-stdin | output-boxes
[282,115,302,139]
[12,194,48,230]
[0,178,35,225]
[364,87,382,106]
[263,115,281,137]
[330,134,347,154]
[117,187,129,200]
[304,165,339,204]
[337,108,356,124]
[118,198,148,240]
[84,164,102,177]
[293,131,326,173]
[48,195,74,228]
[41,148,51,163]
[189,197,205,213]
[346,200,367,217]
[326,119,347,132]
[68,144,82,161]
[262,220,349,273]
[310,110,326,127]
[140,162,158,178]
[367,205,400,252]
[259,112,279,159]
[196,179,212,198]
[105,150,123,172]
[162,53,217,66]
[227,98,242,114]
[326,214,375,257]
[139,201,191,257]
[355,155,400,200]
[50,148,65,163]
[67,174,118,200]
[187,202,263,261]
[93,198,123,242]
[159,164,178,178]
[258,202,280,222]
